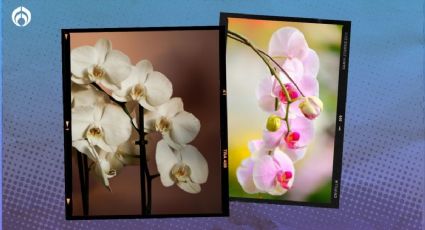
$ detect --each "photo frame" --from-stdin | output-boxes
[221,13,350,208]
[62,26,229,219]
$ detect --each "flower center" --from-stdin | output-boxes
[276,170,293,189]
[278,83,299,103]
[92,65,105,79]
[284,131,300,149]
[171,164,191,182]
[130,84,145,100]
[155,117,171,133]
[86,126,103,139]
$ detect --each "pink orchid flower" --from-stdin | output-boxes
[252,148,295,195]
[268,27,320,78]
[263,115,314,162]
[256,73,318,116]
[237,140,295,195]
[236,140,266,194]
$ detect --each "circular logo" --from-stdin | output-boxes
[11,6,31,27]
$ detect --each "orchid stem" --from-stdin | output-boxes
[284,102,291,133]
[137,106,149,215]
[76,151,89,216]
[136,106,156,215]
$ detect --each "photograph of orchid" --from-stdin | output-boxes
[68,37,210,216]
[225,16,345,204]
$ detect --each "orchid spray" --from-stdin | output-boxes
[228,28,323,196]
[70,39,208,214]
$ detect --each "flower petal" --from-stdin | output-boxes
[94,39,112,64]
[256,76,279,112]
[281,58,304,83]
[273,149,295,174]
[135,59,154,82]
[71,46,97,79]
[236,158,259,194]
[111,91,128,102]
[115,130,140,165]
[111,66,139,102]
[290,116,314,147]
[145,71,173,107]
[157,97,184,118]
[72,140,99,162]
[252,155,278,191]
[180,145,208,184]
[299,76,319,97]
[71,75,92,85]
[71,83,108,108]
[248,140,267,159]
[256,76,273,99]
[144,110,159,132]
[155,140,179,187]
[302,49,320,78]
[102,50,132,85]
[248,140,264,155]
[283,147,307,162]
[177,181,201,194]
[108,153,125,173]
[112,60,153,101]
[268,27,308,60]
[93,157,114,188]
[100,104,132,147]
[258,95,277,112]
[138,98,156,112]
[162,132,184,150]
[273,150,295,187]
[90,137,115,153]
[263,125,287,149]
[170,111,201,145]
[71,106,95,141]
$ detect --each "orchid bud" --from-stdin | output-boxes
[266,115,281,132]
[299,96,323,120]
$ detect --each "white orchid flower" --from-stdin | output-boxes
[71,140,116,190]
[94,142,139,190]
[111,60,172,111]
[155,140,208,194]
[108,129,141,170]
[72,103,132,154]
[71,82,109,108]
[144,98,200,149]
[72,132,139,190]
[93,150,117,190]
[71,39,131,91]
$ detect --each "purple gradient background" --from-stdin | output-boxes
[2,0,424,229]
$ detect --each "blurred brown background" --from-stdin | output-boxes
[69,29,222,216]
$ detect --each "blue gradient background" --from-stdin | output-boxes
[2,0,424,229]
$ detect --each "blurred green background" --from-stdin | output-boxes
[226,18,342,203]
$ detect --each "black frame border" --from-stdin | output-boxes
[220,12,351,209]
[62,25,229,219]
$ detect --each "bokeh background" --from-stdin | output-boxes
[2,1,423,229]
[69,30,223,216]
[227,18,342,203]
